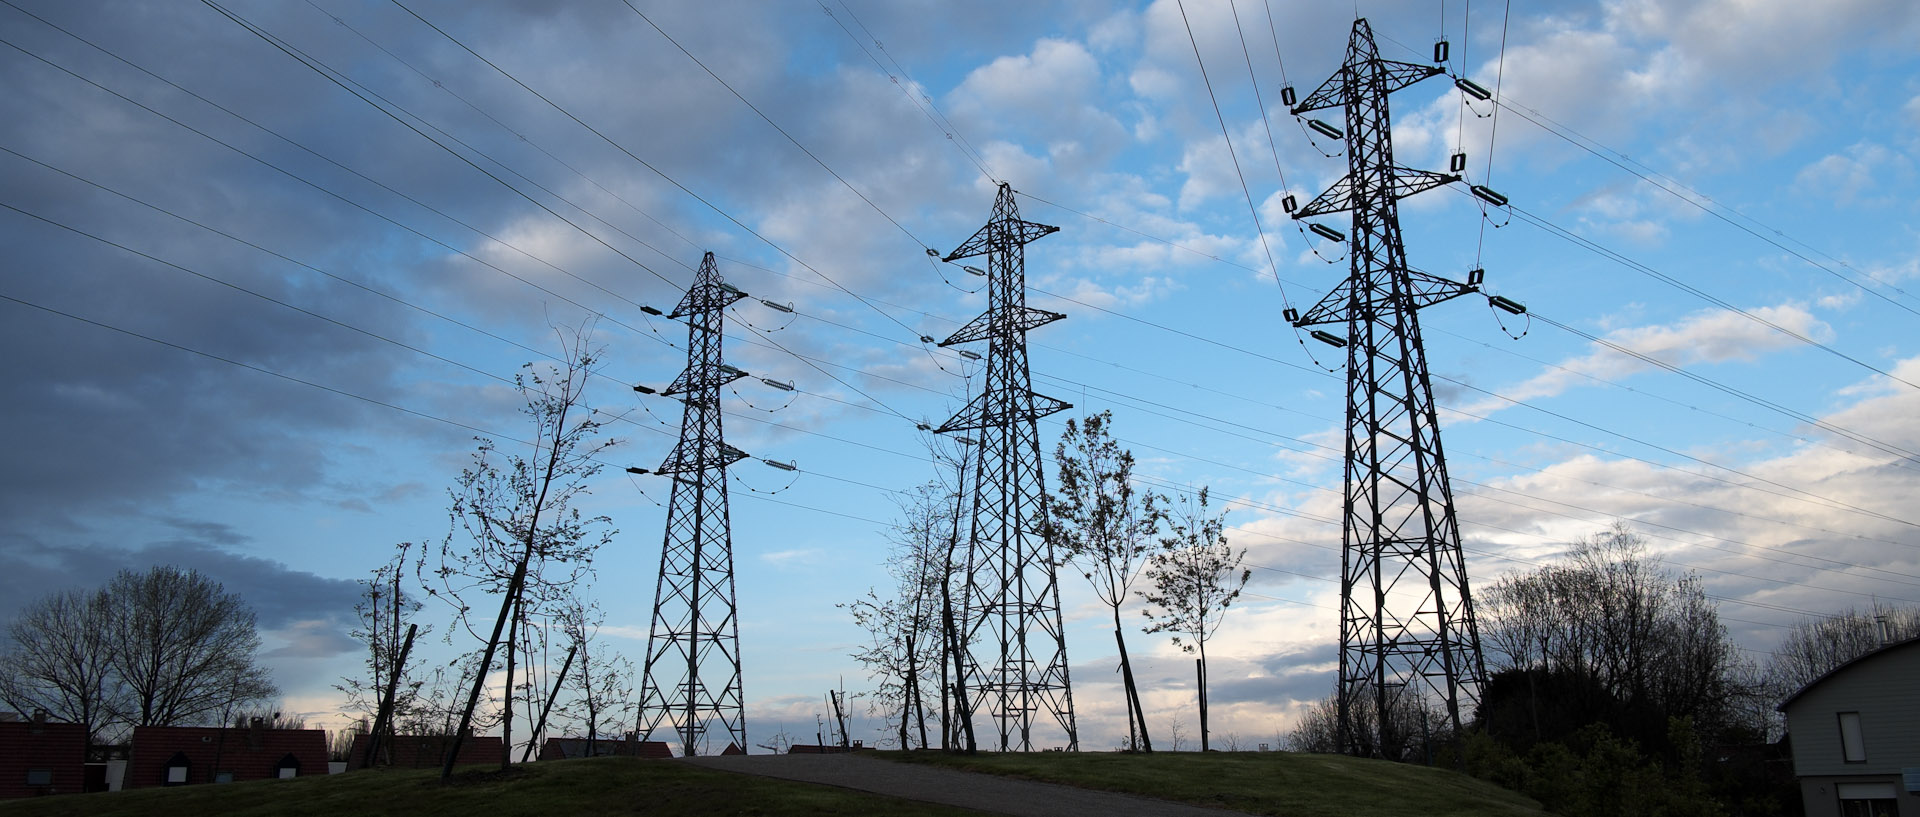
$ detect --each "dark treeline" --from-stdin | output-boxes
[1292,523,1918,817]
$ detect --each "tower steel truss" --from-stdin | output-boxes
[937,182,1078,752]
[1287,18,1488,757]
[637,251,749,756]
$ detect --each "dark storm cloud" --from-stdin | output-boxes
[0,0,1018,547]
[0,527,362,633]
[0,0,527,534]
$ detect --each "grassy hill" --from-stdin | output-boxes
[0,757,987,817]
[886,750,1551,817]
[0,751,1548,817]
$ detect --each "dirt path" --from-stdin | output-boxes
[681,753,1263,817]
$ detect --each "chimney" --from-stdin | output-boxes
[31,709,47,725]
[1875,614,1891,646]
[249,716,265,751]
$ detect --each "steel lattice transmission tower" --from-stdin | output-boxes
[937,182,1079,752]
[637,251,749,757]
[1286,18,1488,756]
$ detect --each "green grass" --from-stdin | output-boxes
[0,757,988,817]
[884,749,1551,817]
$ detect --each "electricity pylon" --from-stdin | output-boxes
[1286,18,1488,757]
[937,182,1078,752]
[637,251,748,756]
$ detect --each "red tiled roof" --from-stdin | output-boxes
[128,725,327,788]
[345,733,504,770]
[0,718,87,799]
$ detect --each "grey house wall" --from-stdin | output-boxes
[1782,640,1920,817]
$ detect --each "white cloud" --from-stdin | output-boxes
[1795,142,1915,206]
[761,548,825,569]
[1453,302,1833,418]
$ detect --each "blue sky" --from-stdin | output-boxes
[3,0,1918,752]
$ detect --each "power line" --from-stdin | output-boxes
[7,284,1866,633]
[0,142,554,367]
[1499,197,1920,392]
[1364,22,1920,320]
[205,0,920,425]
[201,0,684,297]
[815,0,996,183]
[37,4,1912,617]
[0,198,512,388]
[294,0,704,255]
[1174,0,1289,303]
[0,26,674,347]
[383,0,931,348]
[622,1,931,252]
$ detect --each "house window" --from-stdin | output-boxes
[276,753,301,779]
[164,751,191,785]
[1838,712,1866,763]
[1835,782,1897,817]
[25,769,53,786]
[214,771,234,784]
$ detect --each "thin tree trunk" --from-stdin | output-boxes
[580,647,597,749]
[1196,654,1209,752]
[364,624,417,769]
[502,597,519,771]
[906,594,929,750]
[442,383,573,782]
[942,537,974,754]
[1113,603,1151,752]
[442,557,528,781]
[521,644,576,762]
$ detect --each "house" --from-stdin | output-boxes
[127,722,327,788]
[1778,634,1920,817]
[344,733,504,770]
[537,736,672,760]
[0,711,87,799]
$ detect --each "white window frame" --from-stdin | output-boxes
[1838,711,1867,763]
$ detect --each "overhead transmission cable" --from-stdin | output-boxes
[767,0,1920,533]
[0,143,555,367]
[384,0,929,349]
[1014,172,1920,478]
[0,22,898,435]
[818,0,996,183]
[621,1,930,252]
[1473,0,1513,264]
[1493,195,1920,393]
[52,6,1912,590]
[5,286,1882,625]
[777,286,1920,564]
[293,0,703,254]
[0,28,673,348]
[209,0,920,423]
[1366,25,1920,319]
[1175,0,1289,301]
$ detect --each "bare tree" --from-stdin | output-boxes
[842,481,949,750]
[1287,693,1341,753]
[1140,488,1248,752]
[1047,411,1161,751]
[0,587,117,743]
[336,543,432,766]
[1289,683,1445,760]
[1480,524,1744,748]
[102,566,276,731]
[556,597,632,751]
[430,327,617,779]
[1764,604,1919,704]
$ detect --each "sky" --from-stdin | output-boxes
[2,0,1918,754]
